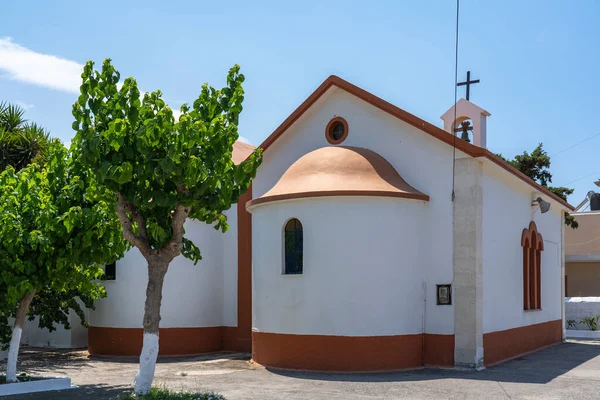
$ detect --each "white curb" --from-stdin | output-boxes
[0,376,73,396]
[566,329,600,339]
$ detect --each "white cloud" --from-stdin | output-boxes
[0,37,83,94]
[238,135,251,144]
[14,100,34,110]
[171,108,182,121]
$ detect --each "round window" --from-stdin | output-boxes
[325,117,349,144]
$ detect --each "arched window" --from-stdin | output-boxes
[521,221,544,310]
[284,218,303,275]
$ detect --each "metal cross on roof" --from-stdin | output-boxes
[457,71,480,101]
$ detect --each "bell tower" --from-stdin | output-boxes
[441,99,491,148]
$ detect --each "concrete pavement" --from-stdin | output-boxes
[3,339,600,399]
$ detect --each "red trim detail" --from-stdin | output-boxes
[252,331,423,371]
[325,116,349,145]
[522,221,544,310]
[89,326,224,357]
[423,334,455,367]
[483,319,562,366]
[88,326,250,357]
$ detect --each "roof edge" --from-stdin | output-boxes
[257,75,574,211]
[480,151,574,211]
[246,190,430,210]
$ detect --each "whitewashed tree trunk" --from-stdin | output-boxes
[116,194,189,395]
[133,261,168,395]
[6,291,35,383]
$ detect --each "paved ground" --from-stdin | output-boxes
[3,339,600,399]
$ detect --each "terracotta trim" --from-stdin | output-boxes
[522,221,544,310]
[237,185,253,345]
[223,326,251,353]
[325,116,349,145]
[89,326,225,357]
[522,221,544,250]
[252,331,423,371]
[247,190,430,209]
[256,75,574,211]
[483,319,562,366]
[423,334,454,367]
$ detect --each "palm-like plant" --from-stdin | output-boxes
[0,102,51,171]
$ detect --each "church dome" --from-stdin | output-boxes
[248,146,429,208]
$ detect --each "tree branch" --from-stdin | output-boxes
[175,183,189,196]
[163,185,192,259]
[132,208,148,240]
[164,203,191,258]
[116,192,151,254]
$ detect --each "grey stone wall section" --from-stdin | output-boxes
[565,298,600,330]
[453,157,484,368]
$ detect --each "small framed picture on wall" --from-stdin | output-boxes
[436,284,452,305]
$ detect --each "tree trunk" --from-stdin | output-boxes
[6,291,36,383]
[134,260,169,395]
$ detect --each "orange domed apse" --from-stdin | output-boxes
[247,146,429,208]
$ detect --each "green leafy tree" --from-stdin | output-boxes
[497,143,578,228]
[0,141,126,383]
[71,59,262,394]
[0,102,51,171]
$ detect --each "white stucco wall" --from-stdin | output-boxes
[251,196,427,336]
[481,161,563,334]
[21,318,72,348]
[12,302,89,349]
[89,219,226,329]
[70,308,89,348]
[253,87,461,335]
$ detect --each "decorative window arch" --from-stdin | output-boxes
[284,218,303,275]
[521,221,544,310]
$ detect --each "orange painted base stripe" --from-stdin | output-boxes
[252,332,424,371]
[90,320,560,368]
[483,319,562,366]
[88,326,249,357]
[423,334,455,367]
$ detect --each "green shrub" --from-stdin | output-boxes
[118,388,225,400]
[580,316,600,331]
[567,320,577,329]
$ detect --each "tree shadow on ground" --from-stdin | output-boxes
[5,383,131,400]
[0,347,97,375]
[88,351,251,365]
[266,341,600,385]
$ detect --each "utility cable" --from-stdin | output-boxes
[451,0,460,202]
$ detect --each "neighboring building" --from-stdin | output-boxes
[566,202,600,297]
[18,76,574,370]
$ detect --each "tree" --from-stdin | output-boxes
[0,102,51,172]
[497,143,578,228]
[0,141,127,383]
[71,59,262,394]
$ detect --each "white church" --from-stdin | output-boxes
[14,75,573,370]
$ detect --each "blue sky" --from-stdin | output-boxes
[1,0,599,204]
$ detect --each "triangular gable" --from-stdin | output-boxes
[257,75,573,211]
